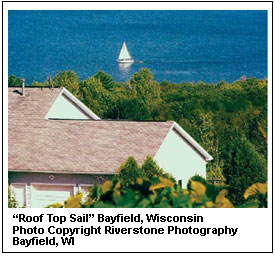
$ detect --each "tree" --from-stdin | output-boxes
[94,71,116,91]
[117,157,143,188]
[222,135,267,205]
[141,156,176,182]
[117,156,176,189]
[8,75,23,87]
[114,97,150,120]
[128,68,162,119]
[179,111,225,181]
[53,71,80,96]
[79,77,115,118]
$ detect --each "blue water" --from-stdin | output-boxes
[8,10,267,84]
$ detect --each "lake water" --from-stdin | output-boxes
[8,10,267,84]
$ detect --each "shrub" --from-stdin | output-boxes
[64,193,83,208]
[117,157,144,188]
[242,183,267,208]
[117,156,176,188]
[80,176,235,208]
[187,175,208,189]
[141,156,176,183]
[47,177,267,208]
[187,175,228,202]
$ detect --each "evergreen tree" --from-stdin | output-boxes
[222,135,267,205]
[117,157,143,188]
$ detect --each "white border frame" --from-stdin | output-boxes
[3,3,273,253]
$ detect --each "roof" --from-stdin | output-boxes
[8,87,62,121]
[9,119,173,174]
[8,87,100,120]
[8,87,173,174]
[8,87,212,175]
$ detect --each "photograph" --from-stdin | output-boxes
[8,9,268,209]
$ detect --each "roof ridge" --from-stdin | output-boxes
[8,86,62,89]
[47,118,170,122]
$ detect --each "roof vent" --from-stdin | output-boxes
[22,78,25,96]
[47,76,54,90]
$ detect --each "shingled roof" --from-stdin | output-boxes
[9,87,62,121]
[8,87,173,174]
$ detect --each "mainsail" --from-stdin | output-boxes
[117,42,134,63]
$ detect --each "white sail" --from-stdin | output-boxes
[117,42,134,63]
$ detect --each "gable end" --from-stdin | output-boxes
[172,127,207,161]
[45,88,100,120]
[172,123,213,161]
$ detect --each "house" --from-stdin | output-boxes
[8,87,213,208]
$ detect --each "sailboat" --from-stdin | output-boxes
[117,42,134,63]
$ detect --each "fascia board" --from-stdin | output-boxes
[61,88,101,120]
[45,88,101,120]
[8,169,115,175]
[172,122,213,161]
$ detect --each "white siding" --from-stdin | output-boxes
[45,94,89,119]
[154,129,207,187]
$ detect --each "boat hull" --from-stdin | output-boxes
[117,59,134,63]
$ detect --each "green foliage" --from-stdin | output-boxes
[53,71,80,96]
[114,97,150,120]
[8,185,18,208]
[222,135,267,206]
[117,157,143,188]
[8,75,23,87]
[32,81,45,87]
[64,193,83,208]
[243,183,267,208]
[116,156,176,189]
[181,112,225,181]
[187,175,228,202]
[94,71,116,91]
[141,156,176,182]
[129,69,161,119]
[187,175,208,189]
[79,77,115,118]
[62,175,265,208]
